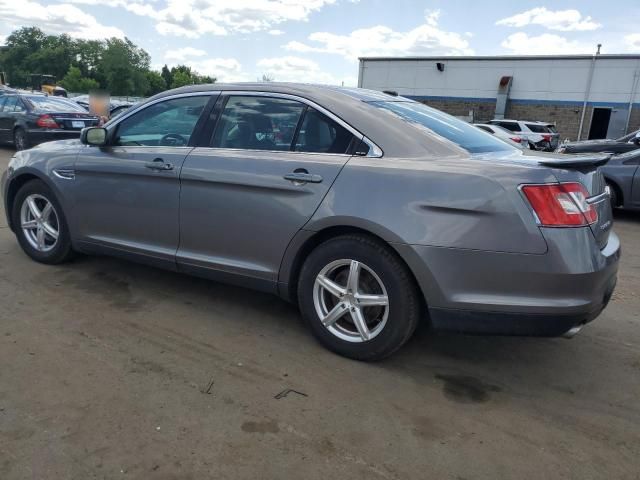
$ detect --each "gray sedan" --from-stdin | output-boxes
[600,149,640,210]
[1,84,620,360]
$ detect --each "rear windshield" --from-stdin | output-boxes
[369,101,514,153]
[24,96,87,113]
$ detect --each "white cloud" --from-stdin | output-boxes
[283,13,473,61]
[0,0,125,39]
[165,47,207,61]
[625,33,640,52]
[501,32,596,55]
[0,34,6,45]
[267,29,285,36]
[496,8,601,32]
[178,57,248,82]
[257,56,356,85]
[66,0,341,38]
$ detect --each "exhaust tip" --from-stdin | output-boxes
[563,325,583,339]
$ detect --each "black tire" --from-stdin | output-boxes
[298,234,421,361]
[11,179,74,264]
[14,128,29,151]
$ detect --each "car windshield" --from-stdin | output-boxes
[368,101,514,153]
[25,95,87,112]
[617,129,640,142]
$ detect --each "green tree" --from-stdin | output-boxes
[171,70,192,88]
[161,64,172,89]
[145,70,166,96]
[59,66,100,93]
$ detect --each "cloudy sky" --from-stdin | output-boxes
[0,0,639,85]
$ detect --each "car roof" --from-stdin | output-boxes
[144,82,466,159]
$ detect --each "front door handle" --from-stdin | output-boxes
[145,158,174,171]
[283,171,323,184]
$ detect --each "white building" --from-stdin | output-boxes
[358,55,640,141]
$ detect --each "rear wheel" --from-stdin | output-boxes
[11,179,74,264]
[14,128,29,151]
[298,235,421,361]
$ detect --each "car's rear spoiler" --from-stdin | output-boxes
[536,153,611,168]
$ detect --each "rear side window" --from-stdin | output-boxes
[295,108,355,154]
[2,96,17,112]
[526,124,551,133]
[370,101,514,153]
[212,96,304,151]
[498,121,521,132]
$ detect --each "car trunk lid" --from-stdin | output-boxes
[46,112,100,130]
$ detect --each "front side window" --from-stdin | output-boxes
[115,96,209,147]
[212,96,304,151]
[295,108,355,154]
[370,101,514,153]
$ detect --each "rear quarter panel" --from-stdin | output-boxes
[307,154,555,254]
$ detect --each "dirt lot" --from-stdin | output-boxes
[0,145,638,480]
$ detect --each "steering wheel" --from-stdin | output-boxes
[160,133,187,146]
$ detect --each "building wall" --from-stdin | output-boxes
[360,56,640,141]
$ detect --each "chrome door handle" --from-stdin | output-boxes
[145,158,173,171]
[283,172,323,184]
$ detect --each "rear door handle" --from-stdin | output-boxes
[145,158,174,171]
[283,172,323,184]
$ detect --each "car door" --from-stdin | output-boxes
[0,96,16,141]
[177,93,361,291]
[71,93,214,268]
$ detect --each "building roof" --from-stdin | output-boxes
[359,54,640,62]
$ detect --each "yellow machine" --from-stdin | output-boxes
[29,74,68,97]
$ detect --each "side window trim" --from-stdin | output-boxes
[289,105,308,151]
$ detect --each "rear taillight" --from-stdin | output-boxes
[521,182,598,227]
[36,114,59,128]
[541,134,552,143]
[510,136,522,143]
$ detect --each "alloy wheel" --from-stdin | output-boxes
[20,194,60,252]
[313,259,389,343]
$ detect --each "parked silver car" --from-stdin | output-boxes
[1,84,620,360]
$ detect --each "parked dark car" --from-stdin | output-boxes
[71,95,134,119]
[600,149,640,210]
[558,129,640,154]
[0,93,99,150]
[1,84,619,360]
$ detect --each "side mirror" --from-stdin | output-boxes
[81,127,107,146]
[634,132,640,145]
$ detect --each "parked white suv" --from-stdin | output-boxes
[474,124,528,149]
[489,119,559,151]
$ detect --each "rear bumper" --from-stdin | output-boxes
[396,228,620,336]
[27,129,81,145]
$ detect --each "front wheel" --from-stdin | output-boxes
[11,179,74,264]
[298,235,421,361]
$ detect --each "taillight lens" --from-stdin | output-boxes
[521,183,598,226]
[36,114,59,128]
[510,136,522,143]
[541,134,552,143]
